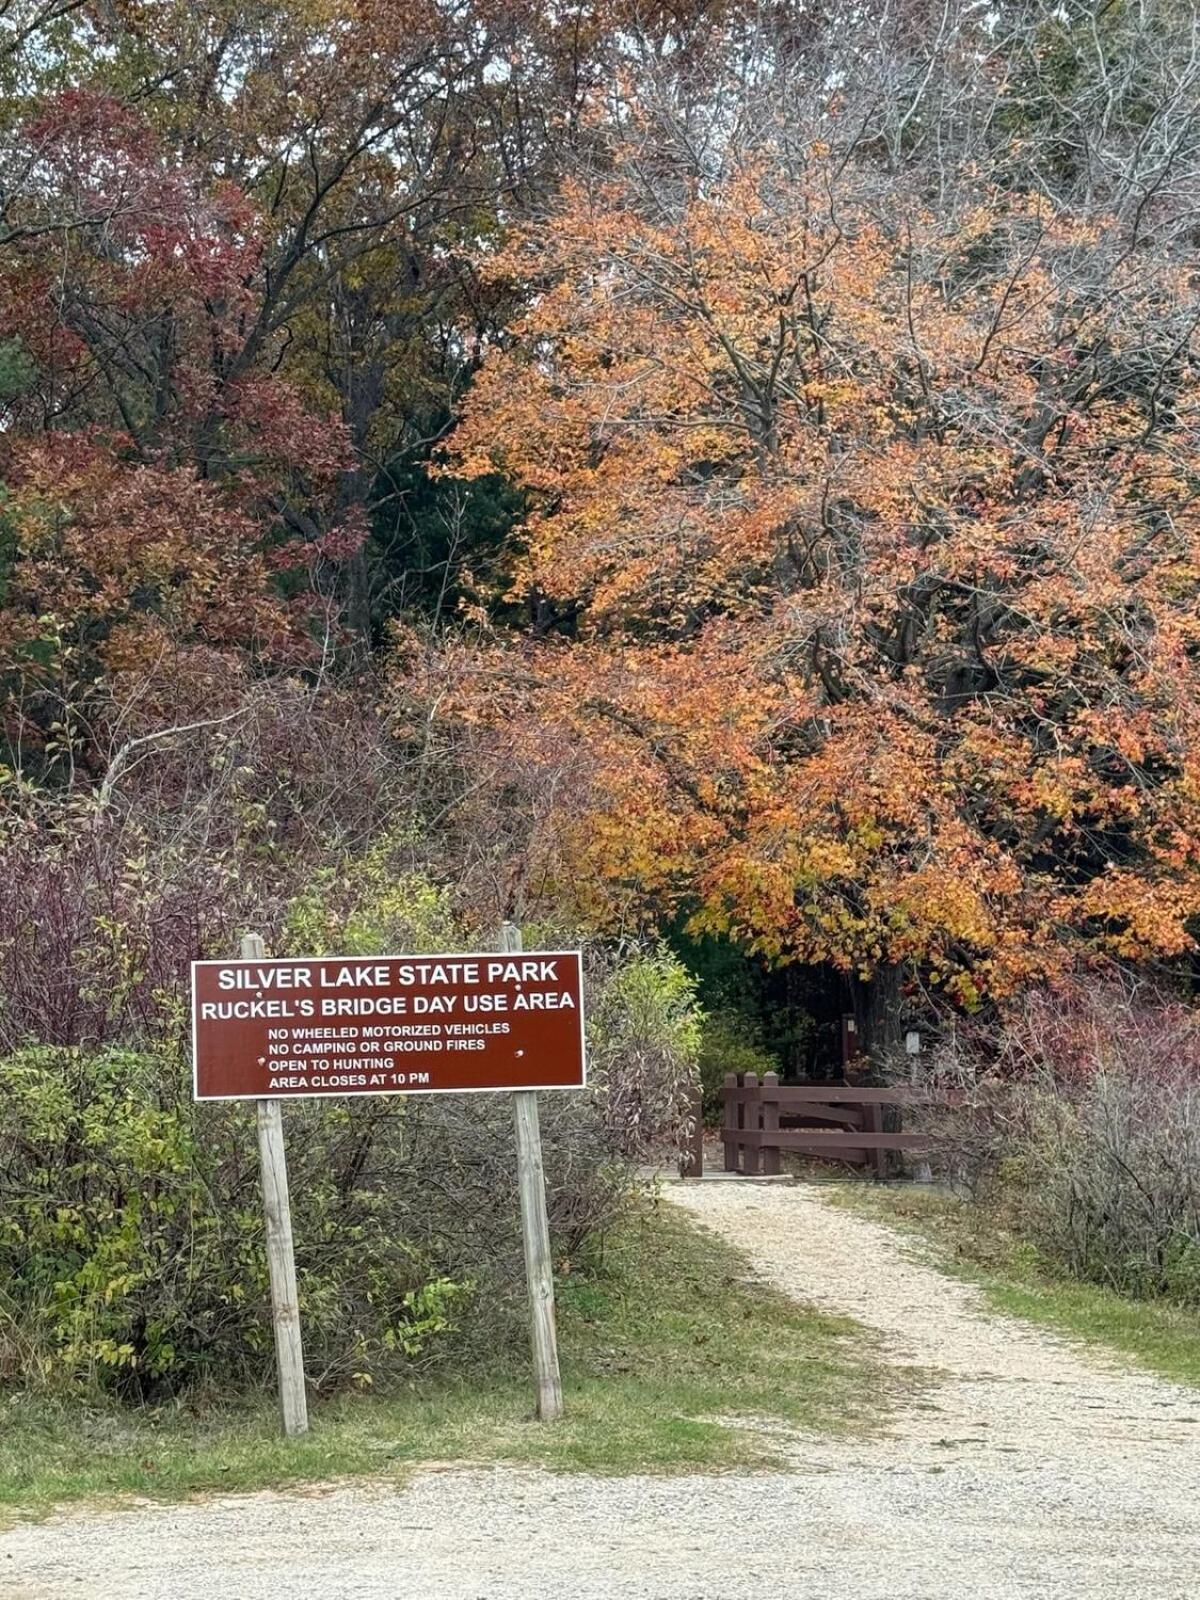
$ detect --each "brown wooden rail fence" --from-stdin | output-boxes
[719,1072,931,1179]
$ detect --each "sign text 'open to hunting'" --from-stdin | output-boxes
[192,952,586,1100]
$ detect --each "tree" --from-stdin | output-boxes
[438,105,1200,1054]
[0,1,766,643]
[0,435,301,787]
[0,0,777,796]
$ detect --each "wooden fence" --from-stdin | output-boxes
[718,1072,930,1178]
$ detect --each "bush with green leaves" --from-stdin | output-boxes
[0,1040,632,1396]
[584,947,703,1160]
[281,837,460,959]
[0,1045,472,1395]
[696,1012,780,1127]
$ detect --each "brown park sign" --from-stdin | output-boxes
[192,950,586,1100]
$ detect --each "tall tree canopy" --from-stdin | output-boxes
[442,75,1200,1036]
[0,0,755,784]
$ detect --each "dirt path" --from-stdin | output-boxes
[5,1182,1200,1600]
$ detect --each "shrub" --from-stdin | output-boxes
[886,1025,1011,1195]
[584,947,703,1159]
[0,679,414,1054]
[0,1045,469,1395]
[0,815,229,1053]
[280,835,460,958]
[993,981,1200,1302]
[369,1093,630,1356]
[696,1011,779,1126]
[905,979,1200,1304]
[1017,1065,1200,1305]
[0,1040,633,1396]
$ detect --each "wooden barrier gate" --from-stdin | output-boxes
[720,1072,929,1178]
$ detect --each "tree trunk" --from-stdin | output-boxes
[851,964,906,1075]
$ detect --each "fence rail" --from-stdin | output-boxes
[720,1072,930,1178]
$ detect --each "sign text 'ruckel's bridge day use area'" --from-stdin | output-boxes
[191,951,586,1100]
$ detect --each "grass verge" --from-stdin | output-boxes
[1,1196,888,1519]
[831,1182,1200,1389]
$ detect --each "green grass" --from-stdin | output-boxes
[831,1183,1200,1389]
[0,1197,890,1520]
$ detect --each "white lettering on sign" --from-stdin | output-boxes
[413,994,458,1014]
[464,993,508,1012]
[395,962,481,986]
[201,999,317,1020]
[513,991,576,1011]
[318,964,391,988]
[485,960,559,984]
[319,996,411,1017]
[218,967,313,990]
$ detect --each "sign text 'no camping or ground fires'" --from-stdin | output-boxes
[191,951,586,1100]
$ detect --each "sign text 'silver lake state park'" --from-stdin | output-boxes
[192,952,586,1100]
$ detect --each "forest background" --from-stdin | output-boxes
[2,0,1199,1401]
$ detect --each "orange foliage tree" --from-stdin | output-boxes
[440,131,1200,1045]
[0,436,303,787]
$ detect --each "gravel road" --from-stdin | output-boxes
[5,1181,1200,1600]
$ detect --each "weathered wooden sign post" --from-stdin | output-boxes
[240,930,308,1436]
[192,931,585,1434]
[502,922,563,1421]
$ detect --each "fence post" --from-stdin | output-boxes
[761,1071,781,1176]
[722,1073,739,1172]
[864,1097,888,1180]
[743,1072,762,1174]
[502,922,564,1422]
[242,931,308,1438]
